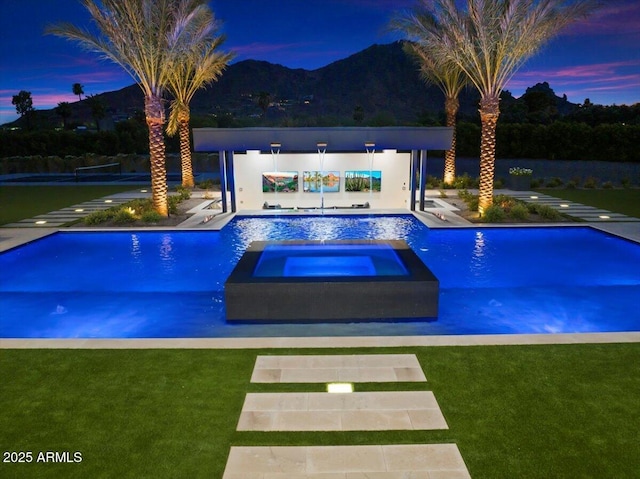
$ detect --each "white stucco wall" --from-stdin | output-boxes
[232,150,411,210]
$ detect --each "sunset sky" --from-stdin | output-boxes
[1,0,638,125]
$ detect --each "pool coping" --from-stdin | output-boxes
[1,332,639,349]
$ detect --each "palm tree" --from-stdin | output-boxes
[56,101,73,129]
[166,10,233,188]
[86,94,107,131]
[47,0,212,216]
[406,0,600,214]
[392,9,467,185]
[72,83,84,101]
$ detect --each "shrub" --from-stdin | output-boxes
[198,179,214,189]
[494,178,505,189]
[458,189,479,211]
[546,177,564,188]
[482,205,506,222]
[83,209,114,225]
[426,175,441,189]
[141,210,163,223]
[537,204,561,220]
[583,176,598,188]
[458,189,472,200]
[530,178,543,188]
[112,208,136,224]
[168,195,182,214]
[494,194,515,209]
[125,198,152,213]
[509,203,529,220]
[453,173,477,189]
[602,181,614,189]
[621,177,631,188]
[566,180,577,189]
[176,186,191,200]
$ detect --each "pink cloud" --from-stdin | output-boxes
[516,60,640,81]
[563,1,640,37]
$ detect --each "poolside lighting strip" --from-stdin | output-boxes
[327,383,353,394]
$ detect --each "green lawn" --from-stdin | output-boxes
[536,188,640,218]
[0,185,139,225]
[1,344,639,478]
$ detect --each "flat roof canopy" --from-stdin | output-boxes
[192,126,453,152]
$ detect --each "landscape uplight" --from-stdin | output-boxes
[327,383,353,393]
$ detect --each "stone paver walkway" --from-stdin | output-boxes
[251,354,427,383]
[1,191,147,228]
[508,191,640,223]
[225,354,470,477]
[223,444,471,478]
[237,391,448,431]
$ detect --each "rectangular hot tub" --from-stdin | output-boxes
[224,239,439,321]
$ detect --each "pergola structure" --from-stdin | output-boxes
[192,127,453,212]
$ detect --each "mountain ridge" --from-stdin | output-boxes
[5,41,579,128]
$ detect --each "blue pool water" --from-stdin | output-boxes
[253,243,409,277]
[1,215,639,338]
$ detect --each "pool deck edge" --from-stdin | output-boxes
[2,332,639,349]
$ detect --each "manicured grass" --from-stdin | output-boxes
[0,185,139,225]
[1,344,639,478]
[536,188,640,218]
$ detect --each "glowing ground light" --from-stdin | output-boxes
[75,209,84,212]
[327,383,353,393]
[104,200,113,203]
[560,204,569,208]
[35,220,47,225]
[599,215,610,219]
[530,196,539,199]
[141,189,148,193]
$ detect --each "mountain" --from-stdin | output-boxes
[5,42,579,129]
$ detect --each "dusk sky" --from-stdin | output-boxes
[1,0,638,125]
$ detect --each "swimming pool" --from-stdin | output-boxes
[1,215,639,338]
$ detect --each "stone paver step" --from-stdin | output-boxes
[237,391,448,431]
[251,354,427,383]
[222,444,470,478]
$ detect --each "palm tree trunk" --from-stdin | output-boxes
[178,114,195,188]
[444,96,459,185]
[145,94,168,216]
[478,95,500,215]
